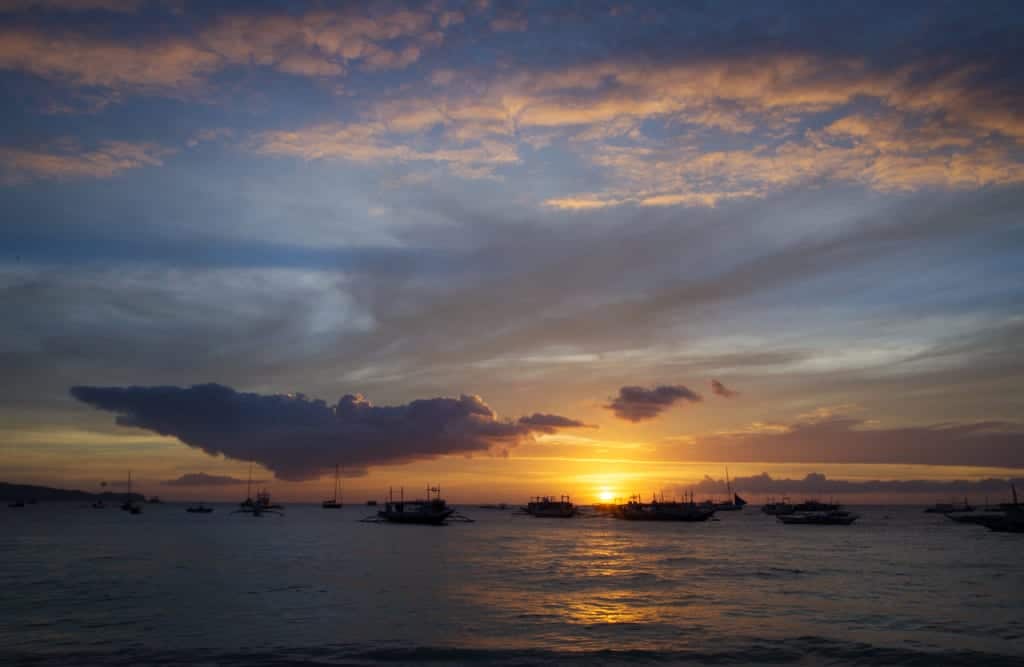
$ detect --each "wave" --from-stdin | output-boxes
[4,637,1022,666]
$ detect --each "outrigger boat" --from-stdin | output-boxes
[524,495,577,517]
[614,492,716,522]
[363,486,471,525]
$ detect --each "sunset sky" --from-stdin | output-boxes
[2,0,1023,503]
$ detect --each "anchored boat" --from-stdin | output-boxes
[614,493,716,522]
[322,464,343,509]
[524,495,577,517]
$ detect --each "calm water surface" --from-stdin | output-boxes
[1,504,1021,665]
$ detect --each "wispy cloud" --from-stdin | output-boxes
[710,379,738,398]
[0,141,171,181]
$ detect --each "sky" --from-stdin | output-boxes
[2,0,1023,504]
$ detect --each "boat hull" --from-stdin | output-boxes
[378,509,454,525]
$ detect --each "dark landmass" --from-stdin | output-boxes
[0,481,144,502]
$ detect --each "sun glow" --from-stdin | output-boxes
[597,488,615,502]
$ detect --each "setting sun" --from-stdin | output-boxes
[598,489,615,503]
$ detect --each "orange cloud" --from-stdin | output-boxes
[0,141,171,181]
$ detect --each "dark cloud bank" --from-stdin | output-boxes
[679,415,1024,468]
[162,472,262,487]
[607,385,702,422]
[691,472,1023,500]
[70,383,586,481]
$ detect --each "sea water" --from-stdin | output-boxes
[1,504,1021,665]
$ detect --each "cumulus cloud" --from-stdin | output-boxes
[691,472,1023,500]
[711,379,738,398]
[674,413,1024,468]
[606,385,702,422]
[162,472,263,487]
[70,383,585,481]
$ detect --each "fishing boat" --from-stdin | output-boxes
[375,486,455,525]
[322,464,343,509]
[524,495,577,517]
[186,503,214,513]
[614,493,716,522]
[778,510,859,525]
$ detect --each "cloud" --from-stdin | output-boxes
[69,383,585,481]
[162,472,263,487]
[691,472,1023,500]
[0,0,141,12]
[675,413,1024,468]
[606,385,702,422]
[711,379,738,398]
[0,141,171,181]
[517,413,593,432]
[0,5,453,92]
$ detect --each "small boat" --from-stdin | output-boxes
[322,464,343,509]
[778,510,859,525]
[710,468,747,511]
[146,496,163,504]
[925,498,974,514]
[366,500,377,506]
[477,503,509,510]
[375,486,455,525]
[8,499,25,508]
[524,495,577,518]
[614,493,715,522]
[121,471,142,514]
[186,503,214,513]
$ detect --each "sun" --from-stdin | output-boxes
[597,489,615,503]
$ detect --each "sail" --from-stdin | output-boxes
[734,493,748,507]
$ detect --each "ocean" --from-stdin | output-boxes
[1,504,1021,665]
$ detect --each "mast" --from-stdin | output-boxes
[246,462,252,501]
[333,464,339,503]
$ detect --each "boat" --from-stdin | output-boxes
[186,503,214,513]
[121,471,141,514]
[366,500,377,506]
[710,468,747,511]
[477,503,509,510]
[614,493,716,522]
[793,499,840,512]
[376,486,455,525]
[950,484,1024,533]
[322,464,343,509]
[778,510,859,525]
[925,498,974,514]
[8,499,25,508]
[524,495,577,517]
[761,497,795,515]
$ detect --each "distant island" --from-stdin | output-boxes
[0,481,144,503]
